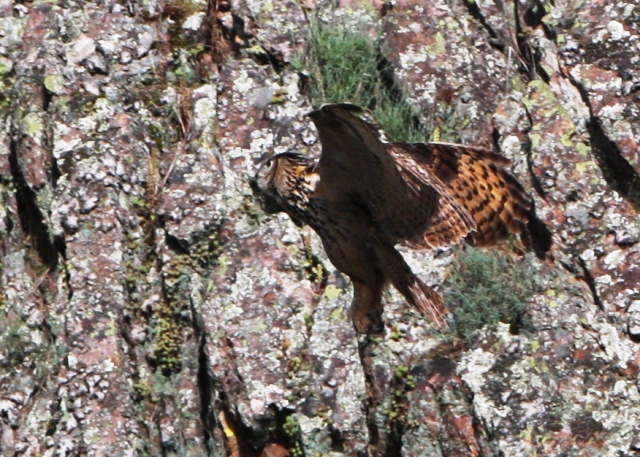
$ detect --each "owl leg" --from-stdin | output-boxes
[350,277,385,335]
[371,238,448,328]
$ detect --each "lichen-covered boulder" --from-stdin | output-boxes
[1,0,638,456]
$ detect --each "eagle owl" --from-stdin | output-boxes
[255,104,547,334]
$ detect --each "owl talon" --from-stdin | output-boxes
[367,310,385,335]
[351,307,384,335]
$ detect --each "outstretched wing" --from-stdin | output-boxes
[388,142,533,249]
[308,104,441,242]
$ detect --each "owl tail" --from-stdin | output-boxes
[405,278,449,328]
[372,234,449,328]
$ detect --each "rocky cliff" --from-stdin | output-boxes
[1,0,639,455]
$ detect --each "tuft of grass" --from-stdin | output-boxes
[374,98,426,143]
[443,247,540,340]
[296,21,378,108]
[294,18,427,143]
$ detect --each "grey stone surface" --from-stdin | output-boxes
[0,0,639,455]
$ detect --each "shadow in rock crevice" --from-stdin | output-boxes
[7,137,60,272]
[566,73,640,213]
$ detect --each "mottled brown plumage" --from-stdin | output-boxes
[255,104,544,334]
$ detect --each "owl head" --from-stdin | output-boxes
[254,152,314,198]
[252,152,315,217]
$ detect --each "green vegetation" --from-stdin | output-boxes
[294,18,427,143]
[295,21,378,108]
[150,227,225,375]
[282,414,304,457]
[444,247,540,340]
[0,320,30,368]
[163,0,203,48]
[162,0,207,85]
[385,363,417,435]
[0,318,68,388]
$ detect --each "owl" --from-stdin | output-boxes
[255,104,548,334]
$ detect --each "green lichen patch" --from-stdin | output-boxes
[149,225,225,375]
[282,413,305,457]
[384,363,418,445]
[189,225,226,271]
[150,314,184,374]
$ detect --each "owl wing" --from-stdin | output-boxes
[308,104,442,241]
[388,142,533,249]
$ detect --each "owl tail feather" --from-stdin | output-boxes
[406,279,449,329]
[371,233,449,328]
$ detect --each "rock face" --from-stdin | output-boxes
[1,0,639,456]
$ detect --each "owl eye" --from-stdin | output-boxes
[261,158,277,173]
